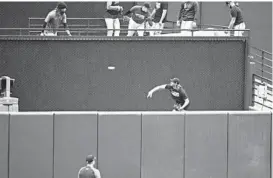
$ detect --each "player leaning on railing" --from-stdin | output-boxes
[40,2,71,36]
[123,2,153,37]
[225,1,245,36]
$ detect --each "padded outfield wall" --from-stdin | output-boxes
[0,36,247,111]
[0,111,271,178]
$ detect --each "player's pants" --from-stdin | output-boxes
[149,22,165,36]
[180,20,194,36]
[173,102,190,111]
[105,18,120,36]
[43,31,57,36]
[127,18,145,37]
[234,22,245,37]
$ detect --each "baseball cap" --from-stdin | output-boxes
[170,78,180,84]
[57,2,67,9]
[86,155,95,163]
[143,2,151,9]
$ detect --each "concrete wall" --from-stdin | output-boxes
[0,38,246,111]
[0,1,271,51]
[0,111,271,178]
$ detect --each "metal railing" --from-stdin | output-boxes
[252,74,273,110]
[25,17,250,37]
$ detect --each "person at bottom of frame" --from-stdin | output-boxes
[78,155,101,178]
[147,78,190,111]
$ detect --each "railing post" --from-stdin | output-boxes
[262,51,264,77]
[245,61,256,110]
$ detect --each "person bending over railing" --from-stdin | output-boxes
[123,2,153,37]
[225,1,246,36]
[40,2,71,36]
[104,1,123,36]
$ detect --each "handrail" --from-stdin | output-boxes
[0,27,251,32]
[253,74,272,84]
[251,46,272,55]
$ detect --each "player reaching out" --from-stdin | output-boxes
[147,78,190,111]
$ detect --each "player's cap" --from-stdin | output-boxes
[225,1,231,5]
[57,2,67,9]
[86,155,95,163]
[170,78,180,84]
[143,2,151,9]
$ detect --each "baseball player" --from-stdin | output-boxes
[147,78,190,111]
[41,2,71,36]
[123,2,152,36]
[78,155,101,178]
[104,1,123,36]
[149,2,168,36]
[226,1,245,36]
[177,1,199,35]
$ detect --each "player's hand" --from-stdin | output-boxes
[192,21,197,28]
[123,16,130,22]
[176,20,180,27]
[119,6,123,12]
[40,32,45,36]
[136,14,145,20]
[147,91,153,98]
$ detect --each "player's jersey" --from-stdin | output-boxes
[78,166,96,178]
[230,6,244,26]
[165,84,188,104]
[153,2,168,23]
[130,6,151,24]
[105,1,121,19]
[44,9,66,33]
[179,1,198,21]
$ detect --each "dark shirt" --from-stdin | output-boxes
[230,6,244,26]
[153,2,168,23]
[178,1,199,21]
[165,84,188,104]
[78,166,96,178]
[105,2,121,19]
[127,6,151,24]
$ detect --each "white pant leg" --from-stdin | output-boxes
[44,31,57,36]
[137,22,145,36]
[105,18,114,36]
[127,18,139,36]
[180,21,194,36]
[234,22,245,36]
[113,18,120,36]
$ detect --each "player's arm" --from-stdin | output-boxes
[228,8,237,29]
[124,6,140,16]
[180,98,189,110]
[177,3,184,26]
[159,3,168,24]
[147,84,168,98]
[41,11,53,34]
[193,1,199,22]
[150,9,156,18]
[77,167,84,178]
[94,169,101,178]
[106,1,122,11]
[62,14,71,36]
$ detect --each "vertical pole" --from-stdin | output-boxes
[244,61,255,110]
[262,51,264,81]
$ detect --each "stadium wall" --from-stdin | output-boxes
[0,37,246,111]
[0,2,271,52]
[0,111,271,178]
